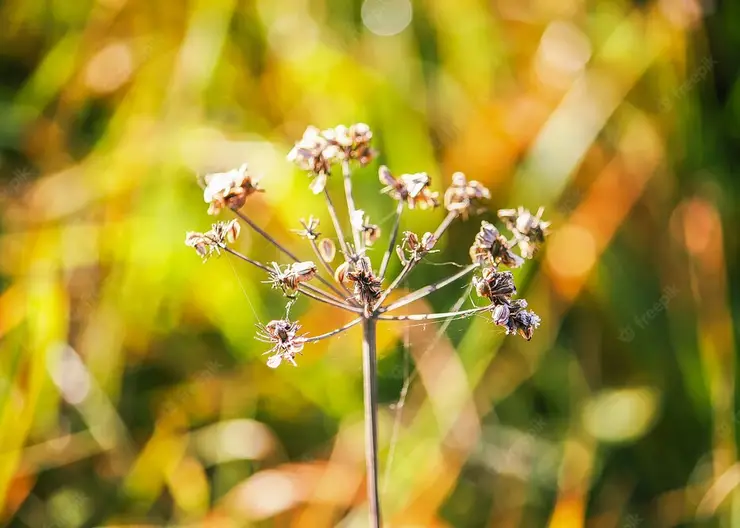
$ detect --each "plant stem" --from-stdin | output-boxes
[379,263,479,314]
[308,237,355,302]
[379,202,403,280]
[302,317,362,343]
[361,316,381,528]
[373,259,414,311]
[323,189,351,258]
[342,160,363,252]
[232,209,345,298]
[430,211,459,248]
[376,304,491,321]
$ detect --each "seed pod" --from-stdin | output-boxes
[319,238,336,262]
[335,261,350,284]
[224,219,240,244]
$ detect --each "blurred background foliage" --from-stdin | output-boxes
[0,0,738,526]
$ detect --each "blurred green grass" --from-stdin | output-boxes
[1,0,738,526]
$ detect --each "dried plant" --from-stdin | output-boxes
[184,123,550,527]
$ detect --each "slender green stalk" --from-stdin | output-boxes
[302,317,362,343]
[377,304,491,321]
[362,317,381,528]
[379,202,404,280]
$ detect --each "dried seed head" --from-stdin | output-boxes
[498,206,551,258]
[344,255,382,314]
[287,126,338,194]
[266,261,318,297]
[256,319,306,367]
[203,164,262,215]
[294,216,321,240]
[379,166,439,210]
[184,220,241,261]
[318,238,336,263]
[443,172,491,219]
[494,299,541,340]
[473,268,516,303]
[397,231,437,265]
[323,123,376,166]
[469,221,523,268]
[351,210,382,247]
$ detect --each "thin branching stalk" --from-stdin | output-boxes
[362,317,381,528]
[232,209,345,298]
[342,160,363,252]
[379,263,479,314]
[302,317,362,343]
[308,237,356,302]
[324,189,351,258]
[431,210,459,247]
[373,259,414,310]
[221,246,273,273]
[378,202,404,280]
[376,304,491,321]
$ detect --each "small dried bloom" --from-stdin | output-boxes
[473,268,516,304]
[318,238,336,262]
[498,206,551,258]
[351,210,382,247]
[256,319,306,367]
[379,166,439,210]
[494,299,541,341]
[469,221,523,268]
[203,164,261,215]
[396,231,437,265]
[185,220,241,261]
[344,256,382,314]
[323,123,376,166]
[294,216,321,240]
[266,261,318,298]
[287,126,339,194]
[443,172,491,219]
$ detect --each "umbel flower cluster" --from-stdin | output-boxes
[185,123,550,368]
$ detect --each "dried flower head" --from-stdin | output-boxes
[443,172,491,219]
[203,164,261,215]
[473,268,516,304]
[256,319,306,367]
[323,123,376,166]
[287,126,339,194]
[469,221,523,268]
[493,299,541,341]
[344,256,382,315]
[294,216,321,240]
[185,220,241,261]
[396,231,437,265]
[379,166,439,210]
[498,206,551,258]
[351,210,382,247]
[266,261,318,298]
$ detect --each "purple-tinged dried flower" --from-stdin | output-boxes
[473,268,516,304]
[396,231,437,265]
[492,304,510,326]
[318,238,336,262]
[379,166,439,210]
[443,172,491,219]
[185,220,241,261]
[203,164,262,215]
[266,261,318,298]
[287,126,339,194]
[469,221,523,268]
[323,123,376,166]
[256,319,306,367]
[498,206,551,258]
[294,216,321,240]
[344,255,382,315]
[495,299,541,340]
[351,210,382,247]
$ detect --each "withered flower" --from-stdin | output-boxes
[351,210,382,247]
[344,256,382,315]
[203,164,261,215]
[494,299,541,341]
[256,319,306,368]
[322,123,376,166]
[443,172,491,219]
[396,231,437,265]
[379,166,439,210]
[473,268,516,304]
[266,261,318,298]
[287,126,339,194]
[469,221,523,268]
[497,206,551,258]
[294,216,321,240]
[185,220,241,261]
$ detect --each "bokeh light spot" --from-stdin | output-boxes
[546,224,596,279]
[582,387,660,443]
[84,41,133,94]
[362,0,413,36]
